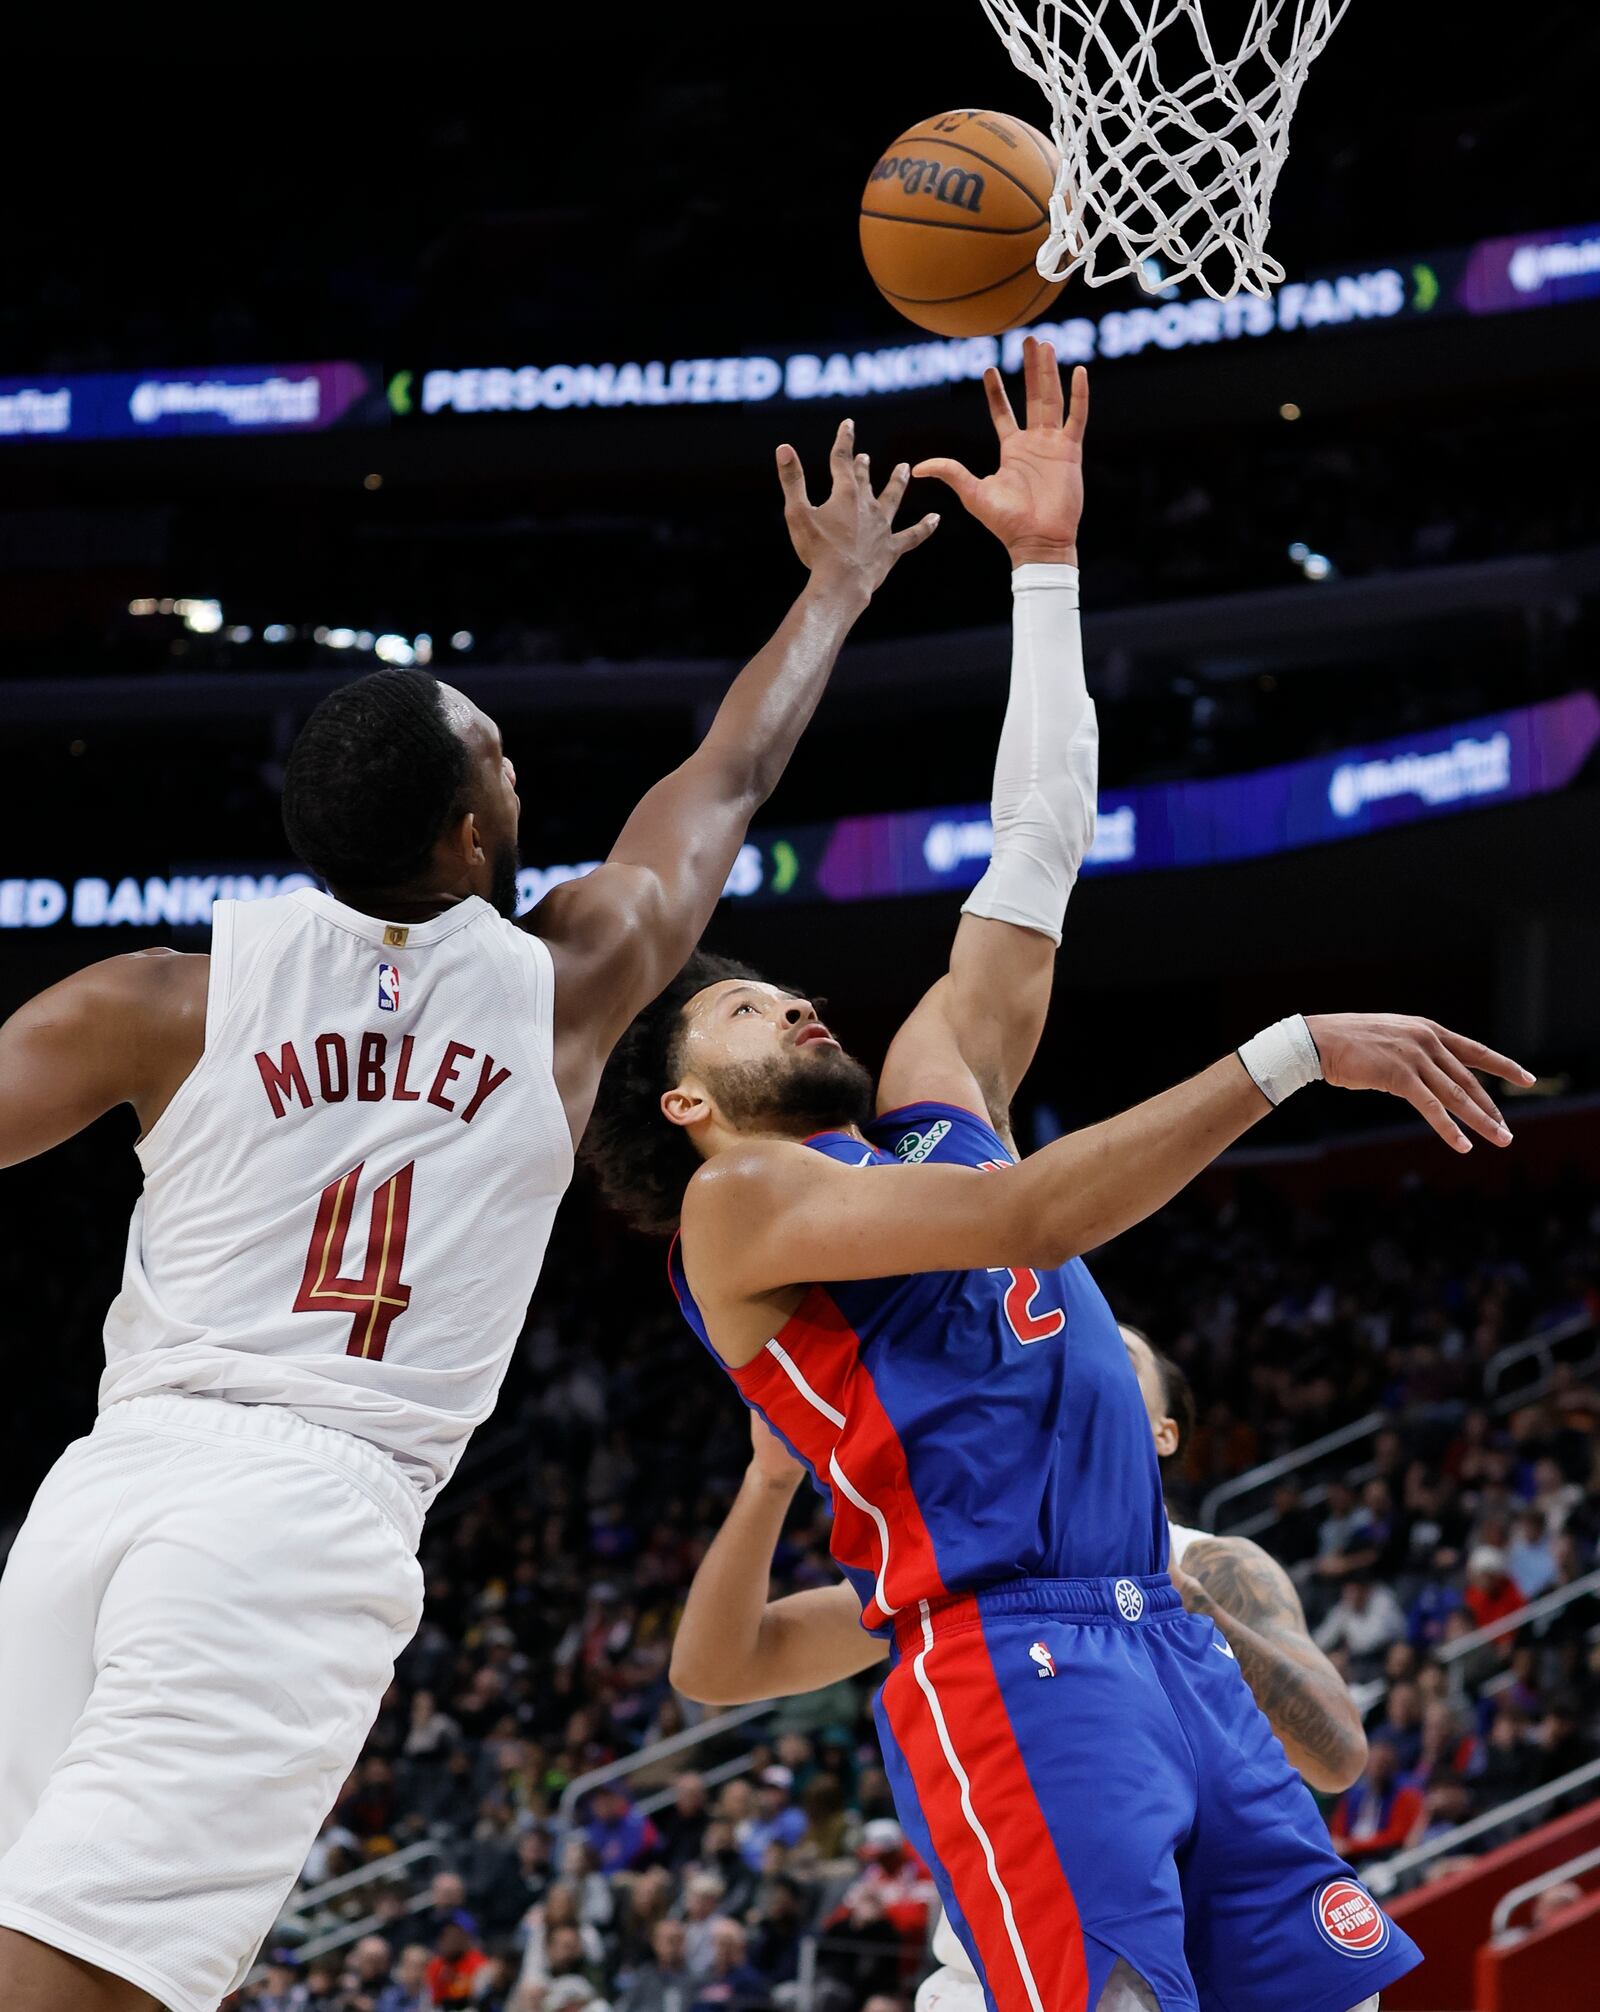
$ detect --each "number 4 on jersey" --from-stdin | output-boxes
[294,1160,415,1360]
[978,1159,1065,1345]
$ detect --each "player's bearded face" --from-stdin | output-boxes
[703,1043,875,1136]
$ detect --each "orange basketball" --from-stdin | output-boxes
[859,109,1070,338]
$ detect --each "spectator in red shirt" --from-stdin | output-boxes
[829,1820,937,1944]
[1464,1544,1526,1638]
[1329,1740,1426,1863]
[425,1911,492,2006]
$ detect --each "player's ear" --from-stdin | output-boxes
[661,1081,711,1131]
[442,804,483,869]
[1153,1415,1180,1459]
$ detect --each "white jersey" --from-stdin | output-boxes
[1167,1519,1207,1567]
[100,888,573,1506]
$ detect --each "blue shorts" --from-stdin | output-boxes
[875,1576,1421,2012]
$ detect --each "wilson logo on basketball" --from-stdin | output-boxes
[867,156,986,214]
[1312,1879,1389,1957]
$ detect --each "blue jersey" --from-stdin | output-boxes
[669,1100,1167,1632]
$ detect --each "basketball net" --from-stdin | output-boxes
[977,0,1349,300]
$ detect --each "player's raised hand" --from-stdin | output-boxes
[748,1412,806,1491]
[1305,1013,1535,1154]
[913,337,1087,567]
[776,418,939,595]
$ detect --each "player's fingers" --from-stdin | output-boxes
[1432,1024,1535,1088]
[891,512,941,554]
[1429,1041,1511,1138]
[983,366,1019,441]
[1064,363,1090,443]
[854,449,873,491]
[876,461,912,519]
[1419,1058,1510,1147]
[1028,337,1064,427]
[911,456,979,508]
[1397,1070,1472,1154]
[828,417,856,490]
[775,444,810,513]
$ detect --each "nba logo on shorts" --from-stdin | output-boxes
[377,962,401,1013]
[1312,1879,1389,1958]
[1028,1641,1056,1679]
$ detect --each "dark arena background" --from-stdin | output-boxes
[3,18,1600,2010]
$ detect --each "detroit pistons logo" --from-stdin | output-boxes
[1028,1641,1056,1679]
[1312,1879,1389,1958]
[1114,1578,1145,1622]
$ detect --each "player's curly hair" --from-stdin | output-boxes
[282,670,472,892]
[582,949,778,1238]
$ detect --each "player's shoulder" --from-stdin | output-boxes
[74,947,208,1012]
[682,1138,822,1228]
[869,1098,1012,1169]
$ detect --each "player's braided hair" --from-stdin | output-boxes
[582,949,776,1238]
[282,670,473,892]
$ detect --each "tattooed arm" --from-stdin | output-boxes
[1172,1536,1368,1793]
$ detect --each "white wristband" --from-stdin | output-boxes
[1238,1015,1323,1107]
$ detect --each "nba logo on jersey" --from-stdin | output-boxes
[377,962,401,1013]
[1028,1641,1056,1678]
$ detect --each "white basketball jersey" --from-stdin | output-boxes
[100,888,574,1507]
[1167,1519,1207,1567]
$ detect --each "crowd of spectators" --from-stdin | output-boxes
[188,1154,1600,2010]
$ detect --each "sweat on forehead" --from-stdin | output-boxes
[684,979,802,1020]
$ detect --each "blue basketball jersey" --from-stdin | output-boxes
[669,1100,1168,1631]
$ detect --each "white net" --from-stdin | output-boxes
[978,0,1350,300]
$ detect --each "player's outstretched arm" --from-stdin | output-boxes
[534,421,938,1141]
[670,1415,887,1705]
[0,950,207,1167]
[685,1014,1530,1313]
[880,342,1093,1145]
[1173,1537,1367,1793]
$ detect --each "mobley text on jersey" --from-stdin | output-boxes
[253,1031,512,1124]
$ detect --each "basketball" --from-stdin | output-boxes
[859,108,1070,337]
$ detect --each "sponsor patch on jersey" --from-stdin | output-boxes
[377,962,401,1012]
[1312,1878,1390,1958]
[1028,1641,1056,1679]
[895,1120,951,1164]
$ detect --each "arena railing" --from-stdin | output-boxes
[1196,1313,1599,1541]
[1489,1840,1600,1938]
[555,1700,777,1834]
[1364,1758,1600,1898]
[1433,1566,1600,1693]
[1198,1412,1385,1537]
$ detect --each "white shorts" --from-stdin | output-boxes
[0,1392,424,2012]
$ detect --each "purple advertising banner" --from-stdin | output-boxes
[3,694,1596,931]
[0,362,378,442]
[814,692,1600,903]
[1459,224,1600,317]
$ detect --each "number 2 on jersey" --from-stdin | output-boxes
[294,1159,415,1360]
[977,1160,1065,1345]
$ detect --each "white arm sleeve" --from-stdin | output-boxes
[960,563,1097,947]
